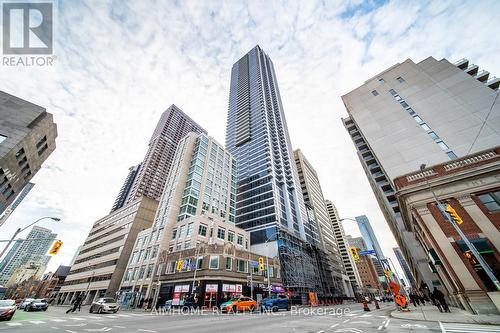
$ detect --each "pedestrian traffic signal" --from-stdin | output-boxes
[350,247,360,262]
[49,240,63,255]
[258,257,265,271]
[445,204,463,225]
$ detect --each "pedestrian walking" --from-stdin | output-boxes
[432,287,450,313]
[66,295,82,314]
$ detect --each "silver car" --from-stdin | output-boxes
[89,298,119,314]
[18,298,34,310]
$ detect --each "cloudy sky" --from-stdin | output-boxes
[1,0,499,279]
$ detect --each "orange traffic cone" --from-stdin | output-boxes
[363,299,370,312]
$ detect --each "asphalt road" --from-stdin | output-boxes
[1,303,499,333]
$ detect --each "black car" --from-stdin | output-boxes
[25,299,49,311]
[0,300,16,321]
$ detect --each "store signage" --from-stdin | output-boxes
[205,284,218,292]
[174,285,190,292]
[271,285,285,293]
[222,284,243,293]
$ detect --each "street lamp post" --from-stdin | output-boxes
[191,241,202,296]
[419,164,500,291]
[0,216,60,260]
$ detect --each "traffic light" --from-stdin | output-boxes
[445,204,463,225]
[349,247,360,262]
[384,269,393,279]
[176,260,183,271]
[258,257,265,272]
[49,240,63,255]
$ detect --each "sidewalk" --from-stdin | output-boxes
[390,305,500,325]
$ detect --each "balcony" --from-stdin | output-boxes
[486,76,500,90]
[454,58,469,70]
[464,64,479,76]
[474,70,489,82]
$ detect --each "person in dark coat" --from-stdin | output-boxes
[66,294,82,314]
[432,287,450,313]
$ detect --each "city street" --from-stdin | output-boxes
[1,303,499,333]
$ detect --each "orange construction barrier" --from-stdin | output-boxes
[362,299,370,312]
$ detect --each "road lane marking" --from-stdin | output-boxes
[330,323,339,328]
[113,326,126,328]
[52,319,67,322]
[384,319,390,328]
[138,330,158,333]
[30,320,45,324]
[66,330,78,333]
[51,327,60,330]
[6,323,22,326]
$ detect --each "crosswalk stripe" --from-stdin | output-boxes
[6,323,22,326]
[116,314,131,317]
[70,317,86,321]
[51,319,67,322]
[29,321,45,324]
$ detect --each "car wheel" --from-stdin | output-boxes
[231,306,237,314]
[97,307,103,314]
[89,307,93,313]
[113,310,118,313]
[249,305,255,312]
[272,306,278,312]
[43,308,47,311]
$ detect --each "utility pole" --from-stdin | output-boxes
[420,164,500,291]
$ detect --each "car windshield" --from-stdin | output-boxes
[24,299,34,302]
[0,300,15,306]
[101,298,115,303]
[35,299,46,303]
[228,298,240,302]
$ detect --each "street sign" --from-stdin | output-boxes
[358,249,375,255]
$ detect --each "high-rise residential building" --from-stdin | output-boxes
[342,57,500,293]
[0,91,57,215]
[294,149,345,296]
[0,182,34,227]
[226,46,322,301]
[0,239,23,272]
[325,200,362,295]
[395,147,500,314]
[0,226,56,284]
[58,197,158,305]
[123,105,206,206]
[119,133,270,306]
[110,164,141,213]
[355,215,385,278]
[393,247,416,288]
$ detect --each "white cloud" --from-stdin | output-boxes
[1,0,498,279]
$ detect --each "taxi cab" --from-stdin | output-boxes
[220,296,257,313]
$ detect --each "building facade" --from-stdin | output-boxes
[355,215,385,278]
[393,247,417,288]
[294,149,345,297]
[325,200,361,296]
[0,182,34,227]
[0,226,56,284]
[347,236,381,296]
[342,56,500,292]
[0,91,57,215]
[394,147,500,314]
[225,46,323,302]
[59,197,158,304]
[119,133,240,304]
[110,164,141,213]
[122,105,206,207]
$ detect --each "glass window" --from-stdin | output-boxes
[478,191,500,213]
[196,257,203,270]
[237,260,247,273]
[237,235,243,246]
[413,115,423,123]
[146,265,153,278]
[225,257,232,270]
[179,225,186,239]
[217,228,225,240]
[187,223,193,237]
[378,78,385,83]
[400,101,409,108]
[228,232,235,243]
[446,151,458,160]
[389,89,397,95]
[171,229,177,240]
[209,256,219,269]
[429,132,439,140]
[184,240,191,249]
[420,123,431,131]
[406,108,416,115]
[371,90,379,96]
[436,141,449,150]
[198,224,207,237]
[396,76,405,83]
[395,95,402,101]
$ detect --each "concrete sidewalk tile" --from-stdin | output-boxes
[390,305,500,325]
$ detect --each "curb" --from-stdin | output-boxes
[389,309,500,325]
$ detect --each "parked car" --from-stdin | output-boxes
[89,298,119,314]
[220,296,256,313]
[25,299,48,311]
[18,298,34,309]
[0,300,16,321]
[260,294,290,312]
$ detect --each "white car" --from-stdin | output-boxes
[89,298,119,314]
[18,298,34,310]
